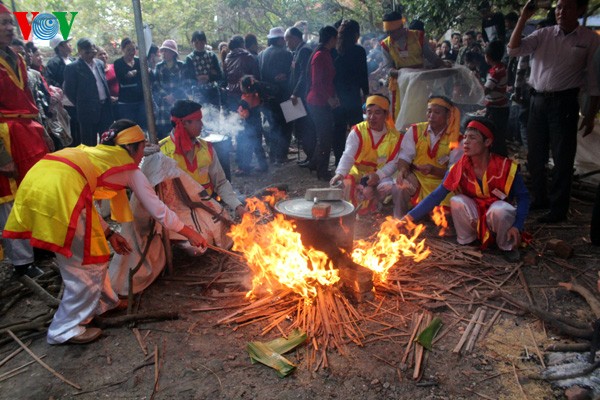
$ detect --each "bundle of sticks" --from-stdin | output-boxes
[217,284,365,370]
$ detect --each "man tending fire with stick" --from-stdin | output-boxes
[394,95,463,219]
[404,116,529,262]
[330,94,402,216]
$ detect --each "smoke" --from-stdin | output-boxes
[200,104,244,140]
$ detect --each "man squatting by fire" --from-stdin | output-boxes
[4,121,207,344]
[394,95,463,218]
[330,95,402,216]
[405,117,530,262]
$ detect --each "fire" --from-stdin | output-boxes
[351,216,430,282]
[432,206,448,236]
[229,198,339,300]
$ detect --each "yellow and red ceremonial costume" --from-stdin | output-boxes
[410,97,462,207]
[0,51,49,203]
[443,152,518,249]
[161,109,215,195]
[347,120,401,213]
[3,143,139,264]
[380,29,424,119]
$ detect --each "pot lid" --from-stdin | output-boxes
[274,198,355,220]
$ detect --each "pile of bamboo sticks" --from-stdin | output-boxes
[217,285,365,369]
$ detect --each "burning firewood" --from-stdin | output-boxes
[220,195,434,369]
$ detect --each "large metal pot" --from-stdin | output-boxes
[274,198,356,257]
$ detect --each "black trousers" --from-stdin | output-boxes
[307,104,334,175]
[79,101,114,146]
[294,114,315,161]
[527,89,579,218]
[485,106,509,157]
[65,105,80,147]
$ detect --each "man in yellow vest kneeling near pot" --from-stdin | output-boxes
[395,95,463,218]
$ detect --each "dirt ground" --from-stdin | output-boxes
[1,144,599,400]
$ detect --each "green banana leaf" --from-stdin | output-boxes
[415,317,443,350]
[247,329,307,378]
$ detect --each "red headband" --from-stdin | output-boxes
[0,3,10,13]
[170,109,203,156]
[467,120,494,141]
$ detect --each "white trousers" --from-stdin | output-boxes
[390,172,420,219]
[450,194,517,251]
[0,201,34,266]
[47,214,118,344]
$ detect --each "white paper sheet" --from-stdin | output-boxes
[280,99,307,123]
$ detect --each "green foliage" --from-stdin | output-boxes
[12,0,599,58]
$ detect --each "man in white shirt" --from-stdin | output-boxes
[507,0,600,223]
[64,38,114,145]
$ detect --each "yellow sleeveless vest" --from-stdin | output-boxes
[381,30,425,120]
[381,30,424,70]
[160,136,215,195]
[349,121,401,182]
[411,122,454,206]
[4,145,138,264]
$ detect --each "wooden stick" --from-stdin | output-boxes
[453,307,481,354]
[0,355,45,381]
[559,280,600,318]
[18,275,60,307]
[527,324,546,368]
[205,244,245,260]
[6,330,81,390]
[132,328,148,356]
[517,268,535,305]
[545,342,590,352]
[479,301,506,340]
[493,291,592,338]
[512,363,528,399]
[0,313,53,335]
[413,312,432,380]
[94,311,178,328]
[465,307,487,353]
[401,313,424,365]
[0,340,30,368]
[153,344,159,393]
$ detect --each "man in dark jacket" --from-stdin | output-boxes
[285,27,314,165]
[45,36,79,146]
[258,27,293,165]
[223,35,259,111]
[63,38,113,145]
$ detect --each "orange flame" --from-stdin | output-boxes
[229,198,339,300]
[351,216,430,282]
[431,206,448,236]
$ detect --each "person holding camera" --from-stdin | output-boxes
[507,0,600,223]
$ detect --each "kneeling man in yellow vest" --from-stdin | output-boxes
[394,96,463,217]
[330,95,402,216]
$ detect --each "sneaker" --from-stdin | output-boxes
[68,327,102,344]
[502,248,521,262]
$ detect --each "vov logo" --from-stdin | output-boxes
[13,12,78,41]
